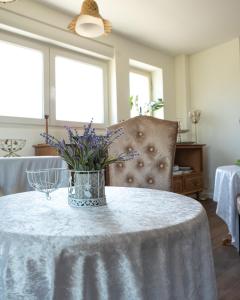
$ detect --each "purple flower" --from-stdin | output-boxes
[41,121,138,171]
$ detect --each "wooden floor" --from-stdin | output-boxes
[201,199,240,300]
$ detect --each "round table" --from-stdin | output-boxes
[0,187,217,300]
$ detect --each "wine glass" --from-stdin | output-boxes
[26,168,68,200]
[189,110,201,143]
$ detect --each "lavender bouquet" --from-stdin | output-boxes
[41,121,137,171]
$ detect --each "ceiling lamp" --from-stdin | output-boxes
[68,0,111,38]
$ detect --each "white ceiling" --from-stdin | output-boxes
[33,0,240,55]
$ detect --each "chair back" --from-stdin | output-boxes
[107,116,178,191]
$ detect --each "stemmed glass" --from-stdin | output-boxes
[26,168,68,200]
[189,110,201,143]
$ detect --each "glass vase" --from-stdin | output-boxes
[68,169,106,207]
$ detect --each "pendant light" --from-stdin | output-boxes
[68,0,111,38]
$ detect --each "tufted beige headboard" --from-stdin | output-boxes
[107,116,178,191]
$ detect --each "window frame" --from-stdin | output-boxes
[50,47,109,128]
[0,31,109,128]
[0,31,50,125]
[129,67,153,103]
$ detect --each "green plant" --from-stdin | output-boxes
[129,95,139,111]
[129,96,134,110]
[148,98,164,114]
[235,160,240,166]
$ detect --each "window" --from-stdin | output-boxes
[0,32,108,126]
[52,50,107,125]
[0,34,46,121]
[129,68,151,117]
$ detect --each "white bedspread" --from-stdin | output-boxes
[213,165,240,250]
[0,156,66,195]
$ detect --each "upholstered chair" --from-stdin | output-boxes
[107,116,178,191]
[237,195,240,254]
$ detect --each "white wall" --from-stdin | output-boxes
[174,55,191,140]
[0,0,176,156]
[189,38,240,194]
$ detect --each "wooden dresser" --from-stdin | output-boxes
[172,144,205,197]
[33,144,58,156]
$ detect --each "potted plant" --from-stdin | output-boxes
[147,98,164,117]
[41,121,137,207]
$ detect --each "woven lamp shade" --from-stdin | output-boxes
[68,0,111,38]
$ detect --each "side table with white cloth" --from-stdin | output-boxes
[0,156,66,196]
[0,187,217,300]
[213,165,240,250]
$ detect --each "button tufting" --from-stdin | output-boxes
[117,162,124,168]
[138,161,144,168]
[128,147,133,152]
[149,146,154,152]
[137,131,143,137]
[127,177,133,183]
[148,178,154,184]
[159,163,164,169]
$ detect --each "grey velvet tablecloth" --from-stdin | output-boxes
[0,187,217,300]
[0,156,66,196]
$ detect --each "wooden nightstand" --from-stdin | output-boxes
[33,144,58,156]
[172,144,205,197]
